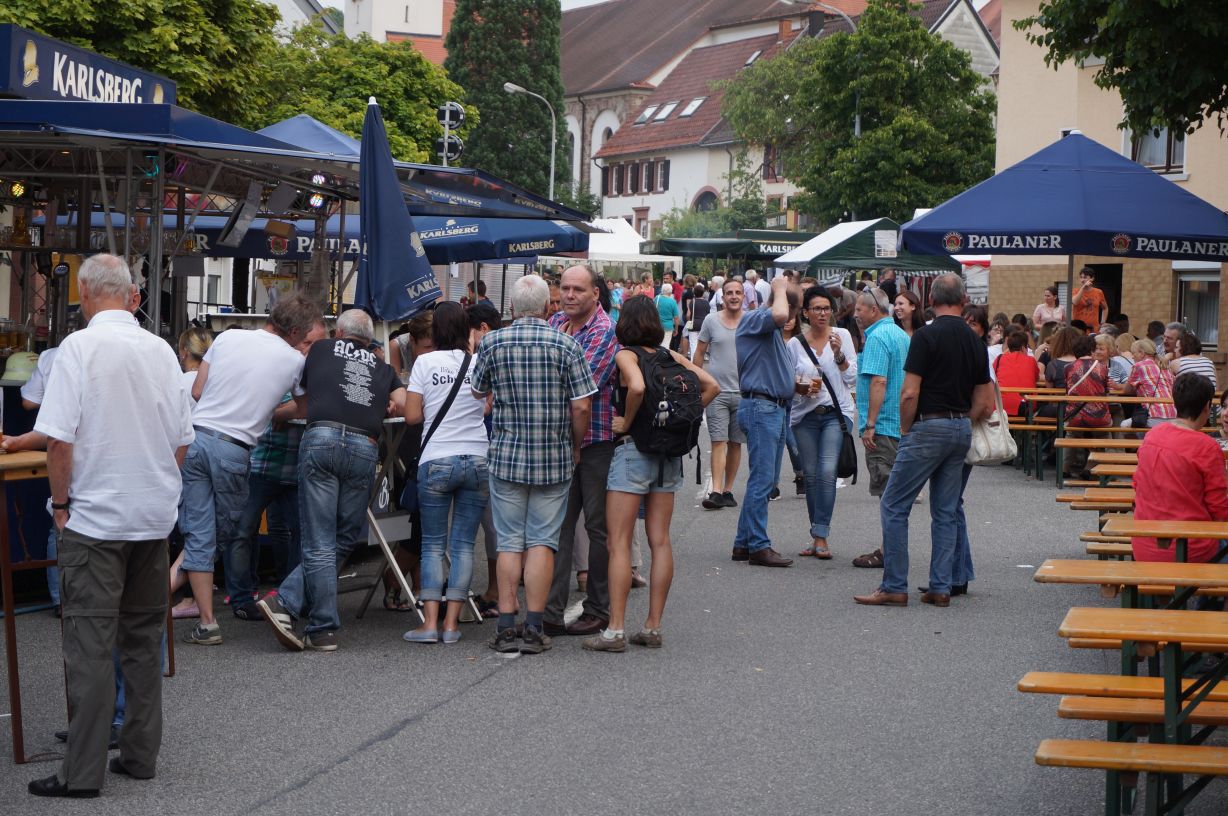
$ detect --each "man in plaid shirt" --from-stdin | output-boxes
[472,274,596,654]
[545,265,619,637]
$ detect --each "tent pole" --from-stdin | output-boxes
[1065,255,1074,326]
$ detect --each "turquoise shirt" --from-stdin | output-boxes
[655,294,680,332]
[856,317,911,438]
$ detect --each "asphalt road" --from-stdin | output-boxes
[3,436,1227,815]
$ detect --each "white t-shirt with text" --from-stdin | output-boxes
[408,349,489,465]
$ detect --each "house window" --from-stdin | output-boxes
[643,160,655,192]
[1130,127,1186,174]
[634,105,659,125]
[601,165,610,197]
[633,207,649,237]
[694,191,719,212]
[627,163,640,194]
[206,274,221,306]
[653,102,678,121]
[679,98,705,117]
[1178,272,1219,348]
[763,144,784,182]
[745,50,762,66]
[658,159,670,192]
[766,195,784,212]
[610,163,622,196]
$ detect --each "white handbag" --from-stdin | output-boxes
[966,385,1017,465]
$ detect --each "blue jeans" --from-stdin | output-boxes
[178,431,251,574]
[47,525,59,605]
[276,427,378,634]
[418,455,489,602]
[228,475,301,606]
[734,397,788,553]
[878,418,972,595]
[786,425,802,475]
[952,464,975,586]
[488,476,571,553]
[792,409,843,539]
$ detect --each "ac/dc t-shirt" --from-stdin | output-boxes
[301,338,400,437]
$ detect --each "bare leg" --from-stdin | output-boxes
[442,600,463,633]
[481,558,499,602]
[522,546,553,613]
[496,552,524,615]
[417,600,440,631]
[189,570,215,625]
[710,442,728,494]
[724,442,742,492]
[643,492,675,631]
[605,491,640,631]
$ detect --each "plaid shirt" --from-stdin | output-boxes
[856,317,911,438]
[247,394,304,485]
[1127,357,1177,419]
[550,306,619,447]
[472,317,597,484]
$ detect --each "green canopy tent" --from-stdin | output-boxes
[773,218,960,277]
[641,229,817,262]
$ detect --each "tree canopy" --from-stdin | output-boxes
[444,0,566,198]
[721,0,996,225]
[1017,1,1228,135]
[259,27,476,163]
[0,0,283,129]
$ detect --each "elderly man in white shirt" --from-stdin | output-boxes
[177,295,324,644]
[28,254,194,799]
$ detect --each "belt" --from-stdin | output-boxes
[917,411,970,422]
[741,391,791,409]
[811,404,836,415]
[306,420,378,444]
[193,425,251,451]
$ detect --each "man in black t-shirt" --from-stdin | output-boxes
[854,273,993,609]
[259,309,405,652]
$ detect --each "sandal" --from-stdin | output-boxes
[475,597,499,619]
[798,546,817,557]
[814,548,833,560]
[852,549,884,568]
[383,590,414,612]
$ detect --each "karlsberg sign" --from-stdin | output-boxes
[0,25,176,104]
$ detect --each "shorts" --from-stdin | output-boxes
[864,434,900,497]
[705,391,746,444]
[488,476,570,554]
[607,442,684,494]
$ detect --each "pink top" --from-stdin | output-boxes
[1132,422,1228,562]
[1033,303,1065,326]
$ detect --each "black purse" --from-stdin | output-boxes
[799,339,858,483]
[398,353,471,513]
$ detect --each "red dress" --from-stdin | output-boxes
[1132,422,1228,562]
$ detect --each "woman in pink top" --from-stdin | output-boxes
[1032,286,1065,326]
[1132,372,1228,563]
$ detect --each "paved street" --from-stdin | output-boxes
[4,437,1228,815]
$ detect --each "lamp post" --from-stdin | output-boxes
[504,81,557,201]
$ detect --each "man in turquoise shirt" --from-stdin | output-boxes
[852,287,910,501]
[654,285,681,348]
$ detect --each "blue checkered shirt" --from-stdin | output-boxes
[856,317,911,438]
[472,318,598,485]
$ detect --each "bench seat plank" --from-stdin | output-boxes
[1059,695,1228,726]
[1018,671,1228,702]
[1036,739,1228,775]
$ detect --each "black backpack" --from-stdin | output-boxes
[625,347,704,465]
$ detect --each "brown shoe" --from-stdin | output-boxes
[581,632,626,653]
[565,613,609,636]
[920,591,950,607]
[748,548,793,567]
[852,549,884,568]
[853,589,908,606]
[731,547,749,561]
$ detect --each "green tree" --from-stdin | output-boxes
[1017,1,1228,135]
[259,27,475,163]
[721,0,996,224]
[0,0,283,128]
[553,182,603,219]
[444,0,565,198]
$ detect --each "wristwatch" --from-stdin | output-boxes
[834,353,847,365]
[51,499,70,510]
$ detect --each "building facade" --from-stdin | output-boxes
[343,0,455,63]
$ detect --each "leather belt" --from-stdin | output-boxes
[193,425,252,451]
[812,404,836,415]
[306,420,378,444]
[740,391,791,409]
[917,411,970,422]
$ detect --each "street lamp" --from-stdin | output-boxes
[503,81,557,201]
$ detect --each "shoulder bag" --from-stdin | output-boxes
[966,383,1018,465]
[398,353,472,513]
[798,339,858,483]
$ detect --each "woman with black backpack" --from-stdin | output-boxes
[583,296,718,653]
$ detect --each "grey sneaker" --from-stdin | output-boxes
[183,622,221,646]
[582,632,626,653]
[257,596,303,652]
[519,627,553,655]
[488,627,519,653]
[629,629,663,648]
[304,631,338,651]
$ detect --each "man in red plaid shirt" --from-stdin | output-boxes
[545,265,620,636]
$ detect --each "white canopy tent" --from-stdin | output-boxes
[539,217,682,279]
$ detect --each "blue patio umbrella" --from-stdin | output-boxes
[900,133,1228,290]
[355,97,440,322]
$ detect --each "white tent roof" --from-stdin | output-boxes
[586,217,645,256]
[774,219,884,267]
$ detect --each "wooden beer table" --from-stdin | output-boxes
[1101,518,1228,564]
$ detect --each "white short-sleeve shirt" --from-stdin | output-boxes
[408,350,489,465]
[35,310,195,540]
[20,347,58,406]
[191,328,306,446]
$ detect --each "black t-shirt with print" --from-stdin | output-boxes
[301,338,400,437]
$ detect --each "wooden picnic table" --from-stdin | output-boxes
[1035,559,1228,611]
[1090,463,1137,484]
[1088,452,1139,465]
[1101,518,1228,564]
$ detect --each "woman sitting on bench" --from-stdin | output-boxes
[1132,372,1228,563]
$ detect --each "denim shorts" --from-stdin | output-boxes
[488,476,570,554]
[607,441,684,494]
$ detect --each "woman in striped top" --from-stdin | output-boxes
[1169,331,1218,391]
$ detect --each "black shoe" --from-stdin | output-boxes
[27,775,98,798]
[488,627,519,653]
[731,547,750,561]
[232,604,263,621]
[918,584,968,597]
[542,620,568,636]
[52,604,61,619]
[54,724,120,749]
[519,626,553,655]
[108,757,154,780]
[721,492,738,507]
[768,486,781,501]
[702,492,724,510]
[794,474,805,496]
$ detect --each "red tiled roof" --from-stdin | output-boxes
[978,0,1002,45]
[594,32,791,159]
[562,0,802,96]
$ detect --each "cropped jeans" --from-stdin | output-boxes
[418,455,489,602]
[792,408,844,540]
